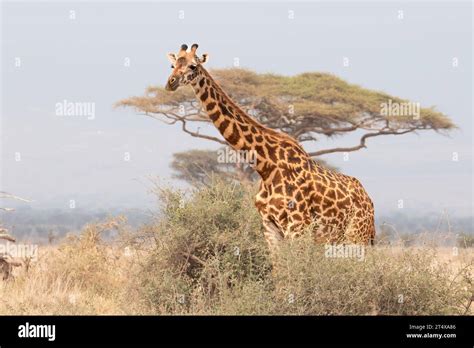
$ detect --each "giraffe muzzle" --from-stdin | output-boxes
[165,77,179,91]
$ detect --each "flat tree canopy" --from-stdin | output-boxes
[117,68,455,183]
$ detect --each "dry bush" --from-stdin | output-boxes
[0,180,472,315]
[272,236,473,315]
[0,217,143,314]
[134,180,272,314]
[457,233,474,248]
[132,180,473,315]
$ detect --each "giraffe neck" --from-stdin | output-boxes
[190,67,283,180]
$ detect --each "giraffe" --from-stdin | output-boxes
[165,44,376,255]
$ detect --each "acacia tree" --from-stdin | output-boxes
[117,68,455,184]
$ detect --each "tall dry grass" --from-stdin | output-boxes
[0,180,472,315]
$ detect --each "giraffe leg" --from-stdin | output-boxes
[261,218,286,297]
[261,218,284,258]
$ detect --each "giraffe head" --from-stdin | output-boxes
[165,43,208,91]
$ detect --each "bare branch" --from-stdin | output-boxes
[179,118,227,145]
[309,129,414,157]
[0,192,32,203]
[0,233,16,242]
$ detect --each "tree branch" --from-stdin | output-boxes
[0,192,32,203]
[308,129,414,157]
[138,111,226,145]
[179,118,227,145]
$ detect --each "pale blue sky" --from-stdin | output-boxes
[1,1,472,219]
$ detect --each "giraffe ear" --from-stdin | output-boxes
[167,53,177,64]
[197,53,209,64]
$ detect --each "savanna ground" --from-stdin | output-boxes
[0,180,472,315]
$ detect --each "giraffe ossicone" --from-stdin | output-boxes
[165,43,376,253]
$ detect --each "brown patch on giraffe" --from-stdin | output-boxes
[335,188,344,200]
[269,207,279,215]
[260,162,276,180]
[266,144,278,163]
[200,88,208,101]
[269,198,284,209]
[301,183,313,196]
[320,175,330,186]
[292,213,303,221]
[322,197,333,210]
[240,142,251,152]
[254,144,265,158]
[285,183,296,196]
[220,104,231,117]
[218,119,230,134]
[234,113,244,123]
[255,200,265,210]
[288,155,301,164]
[227,124,241,146]
[296,176,306,186]
[315,182,327,195]
[273,170,282,185]
[274,185,283,194]
[279,210,288,221]
[298,202,307,212]
[336,211,346,221]
[311,193,323,205]
[326,189,336,200]
[302,160,313,171]
[294,191,303,202]
[354,199,361,208]
[209,110,221,122]
[279,162,296,179]
[209,87,216,100]
[337,197,351,210]
[206,102,216,111]
[279,148,286,160]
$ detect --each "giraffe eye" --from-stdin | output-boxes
[170,65,175,68]
[189,65,197,70]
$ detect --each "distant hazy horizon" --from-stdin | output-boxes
[1,1,472,226]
